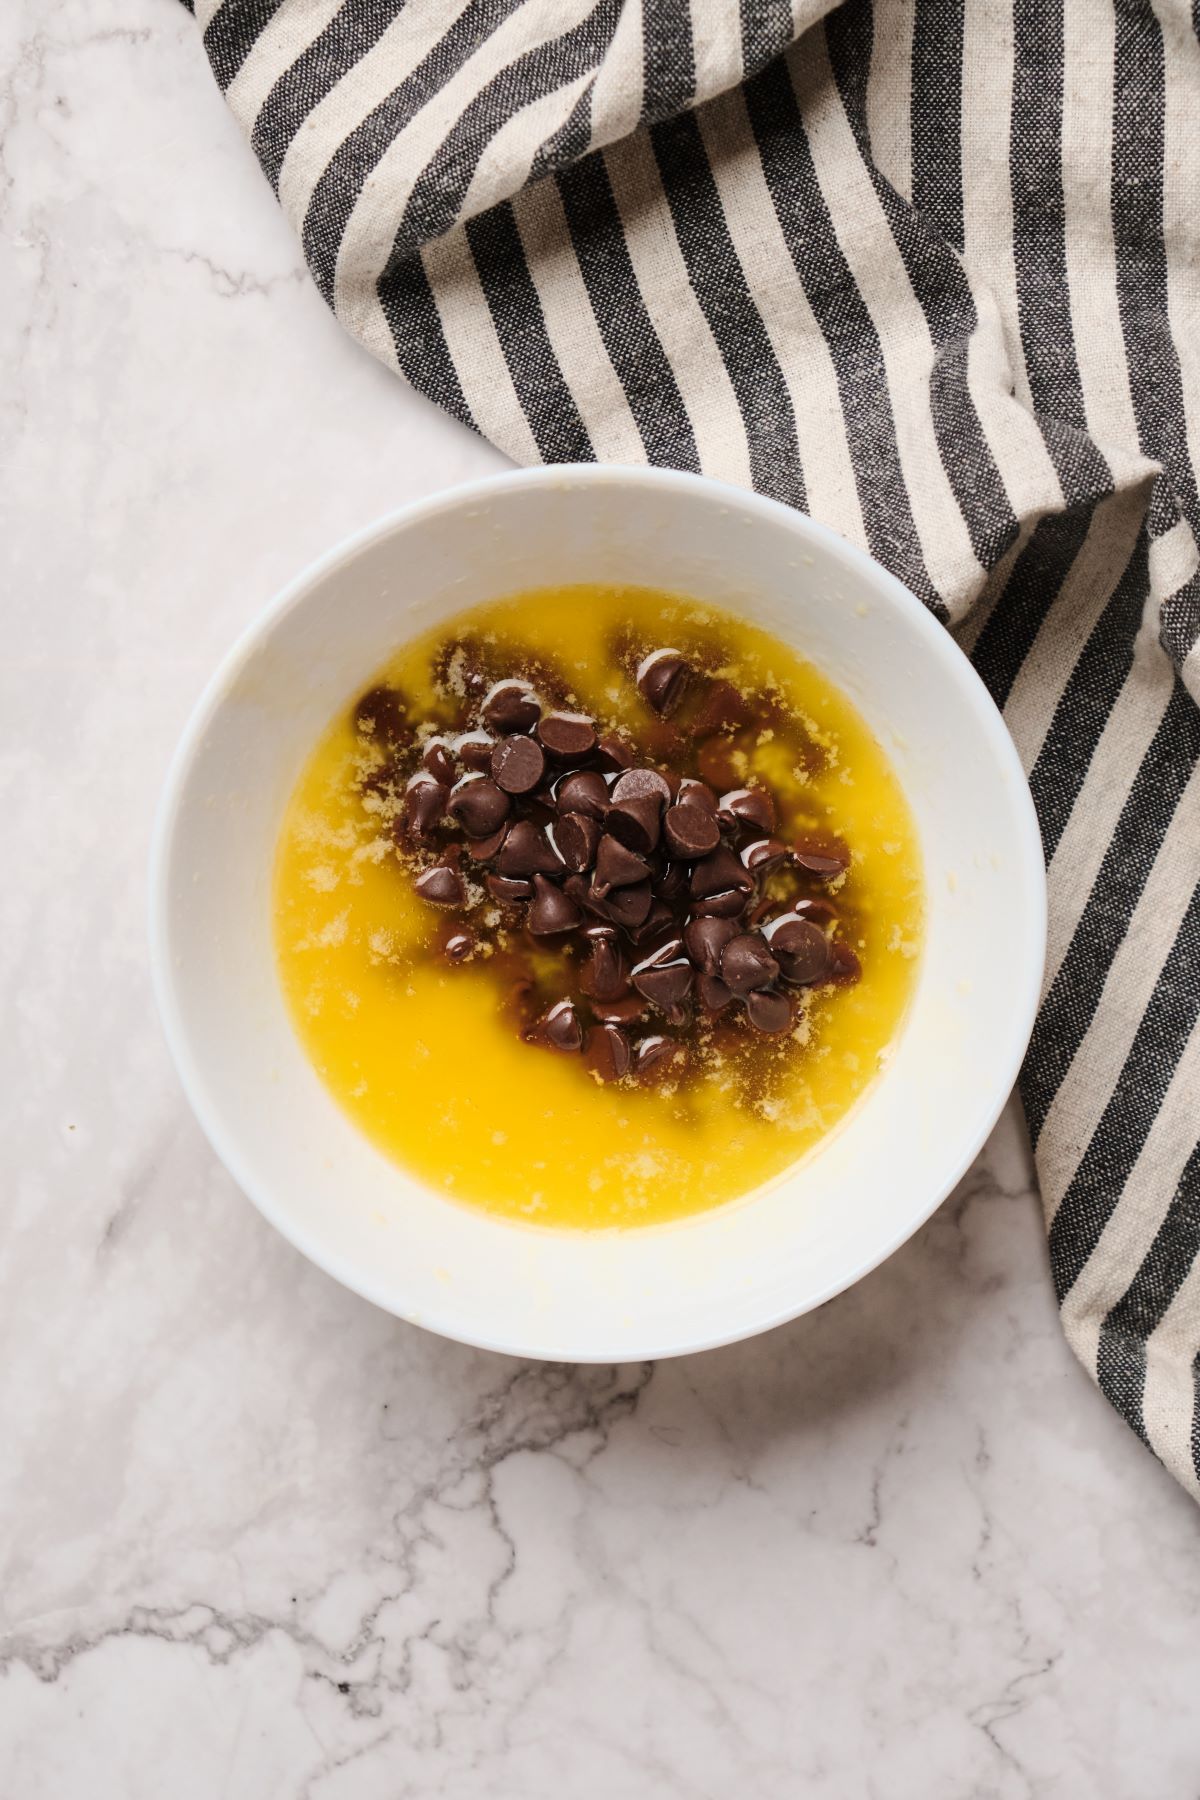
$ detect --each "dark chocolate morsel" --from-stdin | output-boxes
[763,916,830,985]
[825,938,863,985]
[745,988,793,1035]
[495,819,564,877]
[537,711,597,761]
[354,685,408,743]
[486,872,533,903]
[602,880,653,928]
[583,1022,631,1082]
[684,915,740,973]
[792,835,851,877]
[581,935,629,1002]
[718,786,776,833]
[555,770,609,820]
[677,778,717,812]
[664,800,721,858]
[611,767,672,807]
[481,678,540,734]
[630,899,675,945]
[465,824,508,861]
[554,811,601,872]
[527,873,582,935]
[447,774,510,836]
[690,844,754,899]
[491,733,546,795]
[720,933,780,994]
[595,734,634,772]
[531,998,583,1052]
[454,730,495,773]
[593,834,650,893]
[657,861,689,903]
[636,648,693,718]
[592,994,648,1025]
[792,896,841,926]
[421,736,457,784]
[402,774,449,839]
[444,930,476,963]
[632,960,693,1011]
[414,862,466,907]
[697,972,734,1013]
[636,1035,683,1080]
[741,837,789,876]
[693,888,751,919]
[691,679,754,738]
[606,791,663,855]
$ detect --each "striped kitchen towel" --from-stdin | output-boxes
[189,0,1200,1496]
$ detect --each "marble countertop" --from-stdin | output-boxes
[4,5,1199,1796]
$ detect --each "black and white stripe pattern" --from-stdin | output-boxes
[192,0,1200,1496]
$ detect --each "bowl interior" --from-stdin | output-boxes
[153,468,1045,1360]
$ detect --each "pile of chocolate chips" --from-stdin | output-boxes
[355,647,860,1086]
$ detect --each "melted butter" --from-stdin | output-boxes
[274,585,923,1229]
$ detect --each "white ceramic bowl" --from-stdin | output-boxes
[151,466,1045,1361]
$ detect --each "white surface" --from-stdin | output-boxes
[153,465,1045,1360]
[3,4,1199,1795]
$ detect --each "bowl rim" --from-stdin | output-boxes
[149,463,1047,1360]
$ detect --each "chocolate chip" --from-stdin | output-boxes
[465,825,509,862]
[486,872,532,904]
[612,767,672,806]
[697,972,734,1013]
[632,959,693,1011]
[792,834,851,877]
[636,648,693,717]
[537,712,597,762]
[825,938,862,984]
[691,679,754,738]
[491,734,546,794]
[595,734,634,772]
[720,932,780,994]
[602,880,653,928]
[583,1022,631,1082]
[718,786,776,833]
[447,774,510,836]
[527,873,582,936]
[658,861,689,904]
[690,845,754,899]
[414,862,466,907]
[401,774,449,839]
[763,916,830,985]
[677,778,717,812]
[745,988,793,1035]
[792,896,841,926]
[354,685,408,743]
[630,899,675,944]
[481,678,540,734]
[741,837,789,876]
[593,834,650,893]
[581,935,629,1002]
[444,929,476,963]
[421,736,457,784]
[454,730,495,772]
[693,888,751,919]
[636,1036,683,1081]
[593,994,648,1025]
[495,819,564,877]
[684,915,740,973]
[606,792,663,855]
[555,770,609,819]
[530,998,583,1052]
[664,800,721,858]
[554,811,601,872]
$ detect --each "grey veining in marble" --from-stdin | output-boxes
[2,4,1199,1796]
